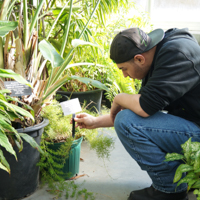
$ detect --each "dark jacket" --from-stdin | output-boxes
[139,28,200,126]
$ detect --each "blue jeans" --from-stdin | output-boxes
[114,109,200,193]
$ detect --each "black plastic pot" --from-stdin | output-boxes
[0,118,49,200]
[56,89,103,113]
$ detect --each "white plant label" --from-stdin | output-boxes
[60,98,82,116]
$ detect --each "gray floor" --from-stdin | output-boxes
[24,128,197,200]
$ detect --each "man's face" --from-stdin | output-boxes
[117,61,148,80]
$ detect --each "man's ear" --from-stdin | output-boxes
[134,54,145,64]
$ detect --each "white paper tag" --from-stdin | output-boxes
[60,98,82,116]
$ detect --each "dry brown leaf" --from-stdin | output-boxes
[69,174,88,180]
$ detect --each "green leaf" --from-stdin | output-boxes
[194,150,200,170]
[165,153,184,162]
[0,69,32,88]
[0,100,34,122]
[72,39,98,48]
[193,189,200,195]
[188,179,198,191]
[192,180,200,189]
[176,172,197,187]
[0,118,16,133]
[0,21,18,37]
[39,40,64,68]
[0,89,11,94]
[0,149,10,173]
[173,164,193,183]
[70,75,108,91]
[0,113,11,123]
[19,133,44,154]
[6,96,34,113]
[181,138,192,163]
[52,7,81,15]
[0,130,17,160]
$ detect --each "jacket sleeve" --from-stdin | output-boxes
[139,46,199,115]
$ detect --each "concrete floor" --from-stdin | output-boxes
[24,128,197,200]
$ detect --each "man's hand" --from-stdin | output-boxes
[71,113,96,129]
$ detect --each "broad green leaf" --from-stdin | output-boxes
[0,113,11,124]
[6,96,34,113]
[173,164,193,183]
[193,189,200,195]
[0,89,11,94]
[188,179,198,191]
[176,172,197,187]
[0,69,32,88]
[0,99,34,122]
[5,111,20,121]
[72,39,98,48]
[39,40,64,68]
[192,180,200,189]
[194,150,200,170]
[70,75,108,91]
[0,93,6,101]
[0,118,16,133]
[0,21,18,37]
[0,162,9,173]
[191,142,200,152]
[181,138,192,163]
[19,133,44,154]
[165,153,184,162]
[0,130,17,160]
[0,149,10,173]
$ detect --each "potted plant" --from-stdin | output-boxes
[0,68,49,200]
[165,138,200,199]
[37,100,114,198]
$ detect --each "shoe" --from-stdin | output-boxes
[127,185,188,200]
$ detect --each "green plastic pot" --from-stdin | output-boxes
[48,136,83,180]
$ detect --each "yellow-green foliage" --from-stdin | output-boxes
[38,100,115,199]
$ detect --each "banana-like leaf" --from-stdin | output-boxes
[0,148,10,173]
[19,133,44,154]
[0,130,17,161]
[0,21,18,37]
[72,39,98,48]
[39,40,64,68]
[0,69,32,88]
[70,75,108,91]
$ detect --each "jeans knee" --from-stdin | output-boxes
[114,109,133,131]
